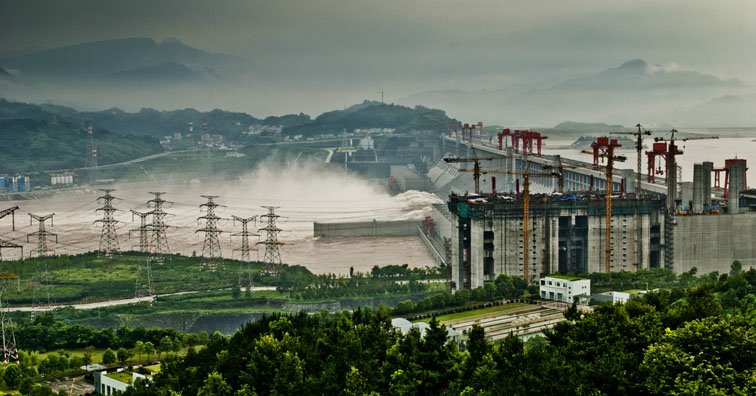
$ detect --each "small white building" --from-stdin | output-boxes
[539,275,591,303]
[94,369,149,395]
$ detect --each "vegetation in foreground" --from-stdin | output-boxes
[122,263,756,395]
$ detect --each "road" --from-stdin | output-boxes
[6,286,277,312]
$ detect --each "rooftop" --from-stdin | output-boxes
[106,371,133,384]
[545,274,585,281]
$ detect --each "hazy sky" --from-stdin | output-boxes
[2,0,756,115]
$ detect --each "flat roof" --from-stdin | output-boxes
[106,371,133,384]
[545,274,585,281]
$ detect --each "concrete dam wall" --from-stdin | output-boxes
[673,212,756,274]
[314,220,422,237]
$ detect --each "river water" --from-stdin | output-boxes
[1,160,442,275]
[542,132,756,188]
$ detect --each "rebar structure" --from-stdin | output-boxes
[0,206,22,260]
[196,195,225,268]
[257,206,284,273]
[129,210,152,252]
[26,213,57,257]
[85,120,98,184]
[94,189,120,255]
[147,192,171,256]
[232,215,258,261]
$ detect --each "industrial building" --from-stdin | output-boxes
[447,191,665,290]
[539,275,591,303]
[0,175,31,192]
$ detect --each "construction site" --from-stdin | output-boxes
[408,123,756,290]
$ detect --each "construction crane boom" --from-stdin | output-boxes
[448,158,557,283]
[443,156,498,194]
[585,137,626,273]
[611,124,651,198]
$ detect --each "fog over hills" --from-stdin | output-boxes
[1,37,754,128]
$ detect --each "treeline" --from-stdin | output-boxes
[123,264,756,395]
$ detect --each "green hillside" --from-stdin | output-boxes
[0,100,163,172]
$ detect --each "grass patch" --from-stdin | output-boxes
[416,303,531,323]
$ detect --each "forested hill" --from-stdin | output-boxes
[283,101,457,137]
[127,265,756,396]
[0,100,163,172]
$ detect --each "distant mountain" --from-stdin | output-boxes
[400,59,747,126]
[0,37,233,78]
[282,101,457,137]
[668,94,756,127]
[548,59,739,92]
[0,66,11,78]
[102,62,206,83]
[0,99,163,172]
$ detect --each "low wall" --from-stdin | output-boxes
[314,219,422,237]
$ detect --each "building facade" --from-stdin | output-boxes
[539,276,591,303]
[447,193,665,290]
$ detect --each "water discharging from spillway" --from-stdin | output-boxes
[2,159,443,275]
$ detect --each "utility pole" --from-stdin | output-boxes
[257,206,284,274]
[197,195,224,268]
[129,210,152,252]
[95,189,120,255]
[147,192,171,256]
[0,207,22,260]
[26,213,57,257]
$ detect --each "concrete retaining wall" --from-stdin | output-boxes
[673,212,756,274]
[314,219,422,237]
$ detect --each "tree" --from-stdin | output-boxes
[102,349,116,365]
[82,346,94,366]
[3,364,22,389]
[197,372,233,396]
[143,342,156,360]
[133,341,145,361]
[117,347,132,364]
[159,336,174,357]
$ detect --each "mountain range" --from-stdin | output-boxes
[1,37,754,127]
[399,59,752,127]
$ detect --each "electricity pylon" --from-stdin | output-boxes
[232,215,258,261]
[147,192,171,256]
[95,189,120,255]
[196,195,225,268]
[257,206,284,274]
[26,213,56,257]
[129,210,152,252]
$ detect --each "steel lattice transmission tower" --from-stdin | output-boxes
[85,120,98,184]
[0,206,22,260]
[196,195,225,268]
[129,210,152,252]
[95,189,120,255]
[257,206,284,273]
[232,215,258,261]
[26,213,57,257]
[147,192,171,256]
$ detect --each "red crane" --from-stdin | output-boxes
[712,158,748,197]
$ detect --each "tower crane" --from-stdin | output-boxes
[611,124,651,198]
[447,159,557,283]
[443,155,498,194]
[646,129,718,212]
[585,137,626,273]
